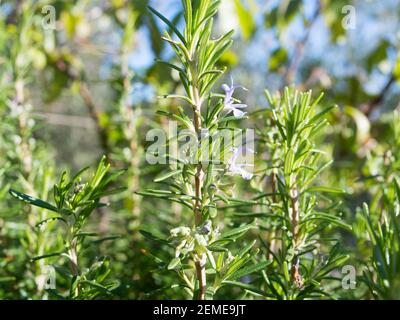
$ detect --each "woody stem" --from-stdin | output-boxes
[191,60,206,299]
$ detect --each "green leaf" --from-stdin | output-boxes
[148,6,186,45]
[284,148,295,176]
[206,250,217,270]
[305,186,345,194]
[154,169,183,183]
[156,59,186,75]
[71,166,89,184]
[217,222,256,241]
[237,240,257,258]
[95,187,127,198]
[139,230,170,246]
[229,260,272,280]
[90,235,121,245]
[36,217,67,228]
[302,212,352,231]
[207,245,228,252]
[31,252,63,262]
[168,257,181,270]
[80,280,113,296]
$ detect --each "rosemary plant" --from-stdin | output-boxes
[253,88,351,299]
[9,156,124,299]
[0,2,56,298]
[355,111,400,299]
[359,200,400,299]
[140,0,265,300]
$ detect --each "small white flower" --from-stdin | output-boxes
[228,147,254,180]
[222,77,248,118]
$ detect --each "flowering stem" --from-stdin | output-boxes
[191,63,207,300]
[149,0,237,300]
[193,106,203,225]
[193,106,207,299]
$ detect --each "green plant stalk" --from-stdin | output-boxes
[289,174,302,288]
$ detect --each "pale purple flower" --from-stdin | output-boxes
[222,78,248,118]
[228,147,254,180]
